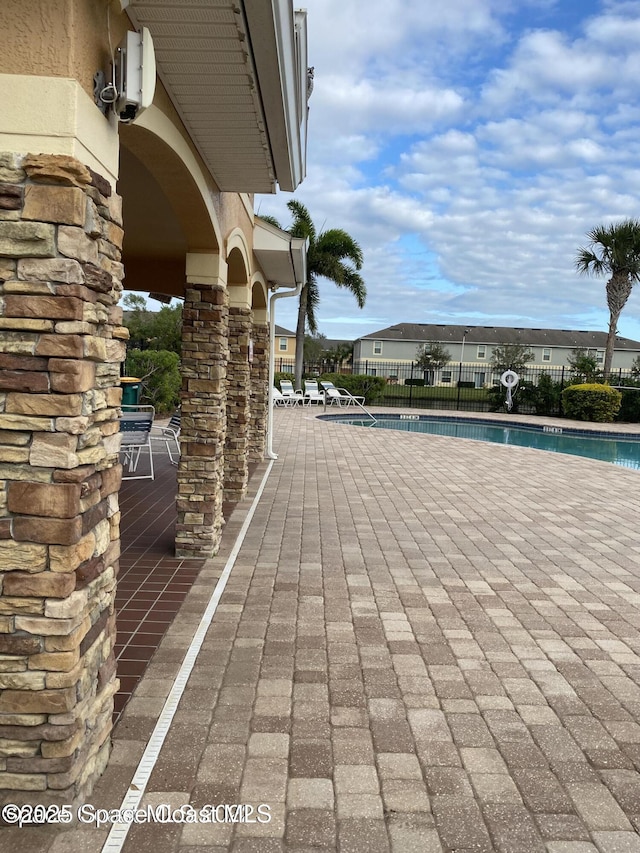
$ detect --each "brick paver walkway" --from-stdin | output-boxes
[11,408,640,852]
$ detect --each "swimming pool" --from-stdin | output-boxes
[321,413,640,470]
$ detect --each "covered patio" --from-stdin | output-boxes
[114,444,264,722]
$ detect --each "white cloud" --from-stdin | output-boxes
[315,77,465,137]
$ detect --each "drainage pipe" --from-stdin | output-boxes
[266,245,304,459]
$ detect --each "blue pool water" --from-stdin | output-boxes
[324,414,640,470]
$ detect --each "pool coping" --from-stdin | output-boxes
[316,407,640,441]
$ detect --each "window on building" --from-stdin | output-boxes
[373,340,382,354]
[542,348,551,362]
[596,351,604,364]
[279,338,288,351]
[477,345,486,359]
[441,371,452,383]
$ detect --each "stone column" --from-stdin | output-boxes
[176,254,228,558]
[224,306,251,502]
[0,153,126,803]
[248,321,269,462]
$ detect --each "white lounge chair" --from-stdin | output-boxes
[273,387,294,406]
[320,381,364,406]
[303,379,325,405]
[280,379,304,405]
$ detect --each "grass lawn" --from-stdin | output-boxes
[382,384,491,406]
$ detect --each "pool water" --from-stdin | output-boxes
[325,414,640,470]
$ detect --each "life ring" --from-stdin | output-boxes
[500,370,519,388]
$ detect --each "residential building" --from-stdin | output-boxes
[0,0,308,803]
[274,324,297,370]
[354,323,640,384]
[273,328,354,373]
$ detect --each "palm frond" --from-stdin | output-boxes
[337,269,367,308]
[315,229,364,269]
[575,248,604,276]
[286,199,316,243]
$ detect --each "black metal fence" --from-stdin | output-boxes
[275,358,640,417]
[273,357,347,375]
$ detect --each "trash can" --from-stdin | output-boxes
[121,377,141,406]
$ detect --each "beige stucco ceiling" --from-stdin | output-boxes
[125,0,307,194]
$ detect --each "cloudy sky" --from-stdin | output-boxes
[256,0,640,343]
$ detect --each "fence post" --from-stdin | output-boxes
[559,366,565,416]
[409,362,414,407]
[456,361,463,410]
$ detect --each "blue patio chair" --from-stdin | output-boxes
[119,405,155,479]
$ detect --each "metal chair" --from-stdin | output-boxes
[119,405,155,479]
[151,410,180,464]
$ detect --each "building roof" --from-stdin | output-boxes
[359,323,640,350]
[275,325,296,336]
[322,338,352,350]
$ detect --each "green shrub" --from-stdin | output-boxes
[404,378,425,387]
[274,371,296,389]
[561,383,622,422]
[533,373,564,416]
[125,349,181,414]
[487,379,534,413]
[319,373,386,404]
[615,379,640,422]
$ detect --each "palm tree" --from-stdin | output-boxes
[575,219,640,376]
[261,201,366,388]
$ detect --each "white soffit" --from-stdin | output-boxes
[126,0,284,193]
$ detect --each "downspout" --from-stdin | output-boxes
[266,241,304,459]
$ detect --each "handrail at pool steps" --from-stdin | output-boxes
[321,385,377,423]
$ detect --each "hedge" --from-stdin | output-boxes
[561,383,622,422]
[319,373,386,404]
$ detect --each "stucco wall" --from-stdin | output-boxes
[0,0,126,100]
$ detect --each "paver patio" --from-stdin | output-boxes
[7,407,640,852]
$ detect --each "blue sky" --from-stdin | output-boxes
[256,0,640,343]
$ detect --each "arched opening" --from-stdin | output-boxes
[113,115,223,720]
[118,117,220,298]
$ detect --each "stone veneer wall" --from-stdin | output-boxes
[224,306,251,503]
[0,153,126,802]
[248,322,268,463]
[176,283,229,557]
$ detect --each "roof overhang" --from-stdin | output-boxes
[254,218,307,287]
[125,0,308,193]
